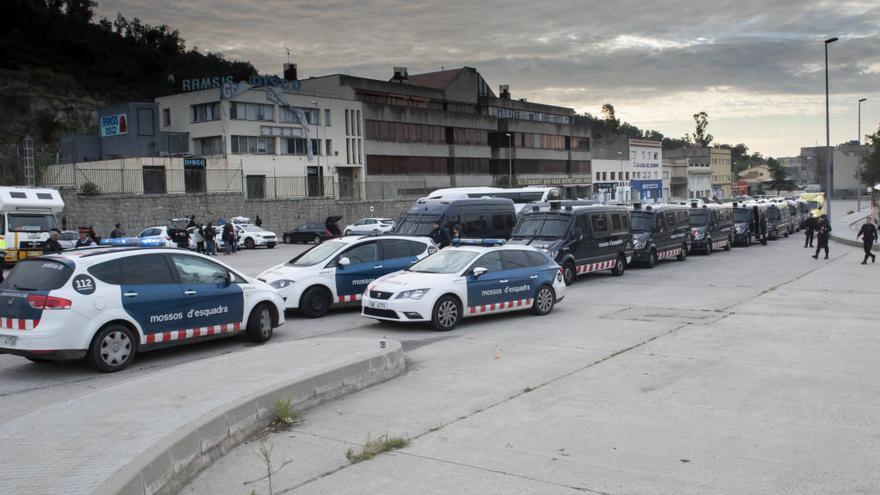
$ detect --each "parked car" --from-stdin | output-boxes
[282,216,342,244]
[58,230,79,250]
[343,218,395,236]
[236,224,277,249]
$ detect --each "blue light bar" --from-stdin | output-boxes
[100,237,165,247]
[452,238,507,247]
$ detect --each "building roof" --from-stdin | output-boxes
[406,68,467,90]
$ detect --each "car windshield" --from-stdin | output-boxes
[733,210,750,222]
[409,250,478,274]
[395,214,441,235]
[511,213,570,238]
[689,210,709,225]
[808,201,819,209]
[242,225,264,232]
[1,259,73,290]
[287,241,346,266]
[630,212,654,232]
[7,213,57,232]
[767,209,780,221]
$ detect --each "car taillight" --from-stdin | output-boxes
[27,294,72,310]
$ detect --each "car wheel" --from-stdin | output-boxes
[677,244,688,261]
[300,286,331,318]
[245,238,256,249]
[88,323,137,373]
[267,243,276,249]
[562,262,576,286]
[345,229,352,236]
[431,295,461,331]
[283,234,291,244]
[611,254,626,277]
[646,249,657,268]
[746,235,752,247]
[246,303,273,342]
[724,237,732,251]
[706,239,713,255]
[532,285,555,316]
[313,235,322,244]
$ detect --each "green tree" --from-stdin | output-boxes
[601,103,620,132]
[766,157,797,194]
[860,126,880,186]
[692,111,713,147]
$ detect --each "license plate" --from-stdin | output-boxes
[2,335,18,347]
[367,301,386,309]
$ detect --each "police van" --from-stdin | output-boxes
[0,187,64,265]
[508,202,633,285]
[629,203,691,267]
[765,203,790,240]
[731,202,754,246]
[393,198,516,238]
[0,247,285,372]
[361,240,565,330]
[688,202,734,254]
[258,235,437,318]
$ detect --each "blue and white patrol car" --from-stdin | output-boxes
[0,247,285,372]
[257,235,437,318]
[361,239,566,331]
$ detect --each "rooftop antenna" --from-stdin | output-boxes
[284,46,291,64]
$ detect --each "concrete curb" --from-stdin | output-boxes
[94,341,405,495]
[830,215,879,250]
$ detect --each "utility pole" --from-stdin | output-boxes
[824,37,838,218]
[858,98,867,145]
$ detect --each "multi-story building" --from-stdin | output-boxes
[299,67,592,193]
[663,158,689,200]
[801,143,870,196]
[590,136,665,203]
[629,139,663,202]
[665,147,732,199]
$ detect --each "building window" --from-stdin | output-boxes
[191,102,220,123]
[356,110,361,136]
[284,138,309,156]
[357,139,362,164]
[280,107,318,125]
[184,168,206,194]
[312,138,321,156]
[324,109,331,127]
[571,137,590,151]
[610,171,616,181]
[519,133,566,150]
[625,172,630,180]
[325,139,332,156]
[162,108,171,127]
[192,136,223,156]
[345,110,350,135]
[231,135,274,155]
[142,166,166,194]
[230,102,274,122]
[364,120,445,143]
[137,108,155,136]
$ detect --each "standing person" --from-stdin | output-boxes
[856,217,878,264]
[204,223,217,256]
[110,223,126,239]
[758,210,768,246]
[451,224,463,243]
[0,233,5,284]
[43,230,65,254]
[429,221,451,248]
[804,215,817,248]
[186,215,197,229]
[751,206,761,243]
[88,226,101,245]
[193,224,205,254]
[255,215,263,227]
[172,228,190,249]
[812,215,831,260]
[223,223,235,255]
[75,229,96,248]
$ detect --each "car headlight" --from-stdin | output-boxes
[395,288,429,300]
[270,279,295,289]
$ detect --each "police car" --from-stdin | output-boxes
[257,235,437,318]
[0,247,285,372]
[361,239,566,331]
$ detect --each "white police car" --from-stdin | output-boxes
[361,239,566,330]
[0,247,285,372]
[258,235,437,318]
[235,223,278,249]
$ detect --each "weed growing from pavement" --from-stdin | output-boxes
[244,442,292,495]
[345,434,410,463]
[271,398,299,430]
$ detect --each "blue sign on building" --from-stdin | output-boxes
[631,179,663,200]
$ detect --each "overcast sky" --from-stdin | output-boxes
[98,0,880,158]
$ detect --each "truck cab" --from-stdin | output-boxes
[0,187,64,266]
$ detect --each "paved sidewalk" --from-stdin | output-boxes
[0,337,403,495]
[829,201,878,249]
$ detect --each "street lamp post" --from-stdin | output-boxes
[858,98,867,145]
[505,133,512,187]
[616,151,624,203]
[824,37,838,219]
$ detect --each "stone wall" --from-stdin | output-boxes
[58,189,414,236]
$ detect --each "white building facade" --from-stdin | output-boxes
[628,139,664,202]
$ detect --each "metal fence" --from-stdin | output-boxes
[35,164,433,201]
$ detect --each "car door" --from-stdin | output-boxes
[168,253,245,336]
[378,239,422,275]
[499,250,537,304]
[118,254,183,343]
[579,212,610,266]
[464,251,506,312]
[332,240,378,302]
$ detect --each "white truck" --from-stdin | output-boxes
[0,187,64,266]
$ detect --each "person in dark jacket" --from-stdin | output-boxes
[88,226,101,245]
[812,215,831,259]
[451,224,463,242]
[43,230,65,255]
[803,215,818,248]
[222,223,235,255]
[204,223,217,256]
[186,215,197,229]
[255,215,263,227]
[110,223,126,239]
[856,217,877,264]
[429,221,451,248]
[758,210,768,246]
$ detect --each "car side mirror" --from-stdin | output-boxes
[338,257,351,267]
[472,266,488,278]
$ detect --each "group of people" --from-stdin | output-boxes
[428,222,463,248]
[802,214,832,259]
[185,215,254,256]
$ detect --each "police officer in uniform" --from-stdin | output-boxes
[812,215,831,259]
[856,217,877,265]
[43,230,65,255]
[804,215,817,248]
[429,221,451,248]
